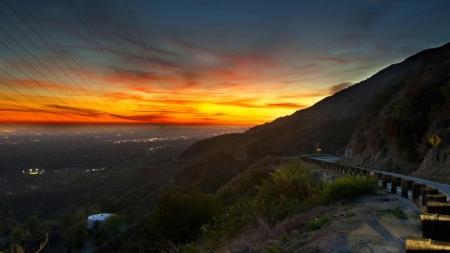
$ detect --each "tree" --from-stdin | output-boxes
[26,215,41,234]
[144,188,222,241]
[101,214,126,239]
[10,227,23,242]
[59,213,75,231]
[70,221,88,249]
[3,218,17,233]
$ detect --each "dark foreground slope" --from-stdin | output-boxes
[175,43,450,192]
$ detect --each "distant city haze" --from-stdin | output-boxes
[1,0,450,126]
[0,125,247,171]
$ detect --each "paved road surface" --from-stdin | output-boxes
[308,155,450,199]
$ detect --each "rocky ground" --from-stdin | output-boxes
[286,191,421,253]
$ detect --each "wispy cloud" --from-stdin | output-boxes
[265,103,306,108]
[45,104,106,117]
[314,57,349,64]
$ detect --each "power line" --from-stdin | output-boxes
[0,38,103,122]
[0,77,115,146]
[67,0,142,110]
[4,0,135,135]
[0,44,119,141]
[14,0,133,125]
[0,54,110,138]
[0,12,120,140]
[123,0,172,110]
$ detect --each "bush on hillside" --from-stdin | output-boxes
[252,161,323,222]
[313,176,378,205]
[143,188,222,242]
[216,157,281,205]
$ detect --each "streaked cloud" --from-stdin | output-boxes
[314,57,349,64]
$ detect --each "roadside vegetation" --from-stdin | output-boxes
[140,158,378,252]
[0,157,379,252]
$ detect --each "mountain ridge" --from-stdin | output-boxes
[176,42,450,192]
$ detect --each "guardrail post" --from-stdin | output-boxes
[421,188,439,207]
[391,176,399,194]
[401,179,409,198]
[421,213,450,242]
[412,183,426,206]
[426,194,447,203]
[426,201,450,215]
[382,174,388,189]
[406,237,450,251]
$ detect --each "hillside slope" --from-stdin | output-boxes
[347,42,450,180]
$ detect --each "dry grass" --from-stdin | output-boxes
[216,206,335,253]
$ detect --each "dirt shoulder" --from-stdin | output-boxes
[285,191,422,253]
[283,164,422,253]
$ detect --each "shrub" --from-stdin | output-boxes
[144,188,222,242]
[305,214,334,232]
[216,157,278,205]
[101,214,126,239]
[314,176,378,205]
[10,227,23,242]
[252,160,323,222]
[26,216,41,235]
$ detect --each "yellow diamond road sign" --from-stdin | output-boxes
[428,134,442,146]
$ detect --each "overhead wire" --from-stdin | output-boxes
[13,0,135,132]
[0,79,107,146]
[0,1,182,187]
[0,13,120,140]
[0,58,113,144]
[67,0,143,110]
[0,80,124,169]
[5,0,136,138]
[0,39,112,138]
[123,0,172,112]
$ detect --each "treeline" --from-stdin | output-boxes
[0,194,127,252]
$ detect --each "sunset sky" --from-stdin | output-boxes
[1,0,450,126]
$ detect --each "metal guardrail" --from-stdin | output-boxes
[301,156,450,252]
[301,154,341,157]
